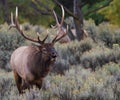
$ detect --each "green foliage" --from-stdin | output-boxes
[87,13,105,25]
[31,0,55,26]
[0,0,55,26]
[0,0,115,26]
[82,0,112,25]
[100,0,120,26]
[57,0,111,25]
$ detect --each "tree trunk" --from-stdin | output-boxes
[67,27,76,40]
[0,0,9,23]
[73,0,84,40]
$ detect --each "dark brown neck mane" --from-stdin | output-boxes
[27,46,52,79]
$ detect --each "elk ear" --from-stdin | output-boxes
[37,45,43,52]
[31,42,41,46]
[31,42,42,51]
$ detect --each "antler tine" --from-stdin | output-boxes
[52,25,68,43]
[42,34,49,43]
[37,32,48,44]
[51,24,57,29]
[52,34,59,43]
[52,5,68,44]
[60,5,64,26]
[10,7,49,44]
[53,10,60,27]
[14,7,38,43]
[9,12,15,29]
[52,5,64,28]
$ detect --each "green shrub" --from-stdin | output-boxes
[52,59,70,75]
[84,20,98,43]
[1,63,120,100]
[0,71,18,100]
[113,32,120,44]
[81,46,120,71]
[84,21,120,48]
[97,28,120,48]
[0,22,120,100]
[98,30,113,48]
[0,24,25,70]
[103,62,120,76]
[56,38,94,65]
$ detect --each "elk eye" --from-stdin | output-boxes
[42,48,47,51]
[42,48,47,53]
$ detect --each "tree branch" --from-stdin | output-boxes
[84,0,113,16]
[31,2,51,15]
[34,0,51,12]
[81,2,88,8]
[53,0,79,19]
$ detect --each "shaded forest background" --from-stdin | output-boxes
[0,0,120,26]
[0,0,120,41]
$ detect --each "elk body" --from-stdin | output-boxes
[10,6,68,93]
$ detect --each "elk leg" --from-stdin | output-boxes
[21,79,28,92]
[35,81,43,90]
[13,71,22,93]
[22,80,31,90]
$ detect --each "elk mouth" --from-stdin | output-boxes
[51,58,56,62]
[50,55,57,62]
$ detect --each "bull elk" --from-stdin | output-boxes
[10,5,68,93]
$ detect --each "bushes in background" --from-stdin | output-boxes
[56,38,94,65]
[0,24,25,70]
[84,20,120,48]
[0,21,120,99]
[0,22,120,73]
[0,23,45,71]
[81,46,120,71]
[0,63,120,100]
[51,38,95,74]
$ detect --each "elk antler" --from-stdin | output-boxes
[52,5,68,44]
[9,7,48,44]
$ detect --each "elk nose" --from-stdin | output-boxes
[51,52,57,58]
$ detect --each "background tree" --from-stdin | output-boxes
[31,0,113,41]
[0,0,9,23]
[100,0,120,26]
[0,0,114,41]
[0,0,54,26]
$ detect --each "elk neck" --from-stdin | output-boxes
[27,45,53,79]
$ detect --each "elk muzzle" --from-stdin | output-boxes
[50,50,57,62]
